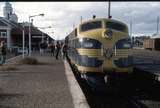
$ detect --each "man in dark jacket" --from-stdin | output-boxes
[50,43,55,56]
[62,43,67,59]
[56,41,60,60]
[1,41,7,64]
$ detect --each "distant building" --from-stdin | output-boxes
[0,17,12,48]
[3,2,18,23]
[132,35,150,47]
[151,33,160,39]
[143,33,160,50]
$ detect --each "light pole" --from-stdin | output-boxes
[28,13,44,56]
[22,22,25,58]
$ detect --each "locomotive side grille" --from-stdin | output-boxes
[113,49,129,58]
[77,49,101,57]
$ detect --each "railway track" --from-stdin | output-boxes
[67,49,160,108]
[75,74,149,108]
[67,61,150,108]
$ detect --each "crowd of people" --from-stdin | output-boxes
[0,40,68,65]
[39,41,68,60]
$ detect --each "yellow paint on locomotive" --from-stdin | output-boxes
[76,64,103,73]
[70,18,132,73]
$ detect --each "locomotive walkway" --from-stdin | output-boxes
[0,53,88,108]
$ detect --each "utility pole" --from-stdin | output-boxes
[22,22,25,58]
[28,17,31,56]
[108,1,112,19]
[130,18,133,45]
[80,16,82,23]
[157,16,159,34]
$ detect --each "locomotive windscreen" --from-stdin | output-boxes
[80,21,102,32]
[106,21,127,32]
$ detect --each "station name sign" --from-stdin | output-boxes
[32,36,42,38]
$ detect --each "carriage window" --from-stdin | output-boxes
[80,21,102,32]
[106,21,126,32]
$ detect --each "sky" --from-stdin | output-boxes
[0,2,160,40]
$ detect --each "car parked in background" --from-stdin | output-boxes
[17,47,28,54]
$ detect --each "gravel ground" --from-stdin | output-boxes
[0,55,74,108]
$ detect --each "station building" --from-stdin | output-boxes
[0,2,54,50]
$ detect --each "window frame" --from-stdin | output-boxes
[105,21,127,32]
[0,32,7,38]
[80,20,103,32]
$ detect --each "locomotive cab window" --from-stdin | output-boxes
[105,21,127,32]
[80,21,102,32]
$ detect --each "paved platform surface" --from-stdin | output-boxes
[0,54,74,108]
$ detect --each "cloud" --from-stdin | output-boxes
[0,3,5,16]
[0,2,160,39]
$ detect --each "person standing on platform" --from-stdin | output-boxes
[1,41,7,64]
[39,42,44,56]
[50,43,55,56]
[60,42,63,58]
[43,42,47,55]
[55,41,60,60]
[62,43,67,59]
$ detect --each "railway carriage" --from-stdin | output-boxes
[65,18,133,92]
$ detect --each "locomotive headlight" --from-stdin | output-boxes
[78,38,101,49]
[79,38,83,42]
[123,43,131,48]
[79,38,94,48]
[83,42,93,48]
[155,75,160,81]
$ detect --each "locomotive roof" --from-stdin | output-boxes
[79,18,127,27]
[65,18,128,39]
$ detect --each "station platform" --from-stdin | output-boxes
[0,53,88,108]
[1,49,159,108]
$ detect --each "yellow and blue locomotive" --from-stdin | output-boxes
[65,18,133,92]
